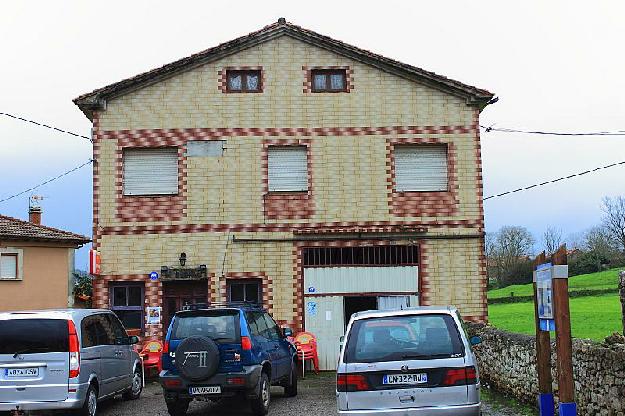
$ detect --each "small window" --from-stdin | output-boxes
[123,148,178,196]
[394,145,449,192]
[228,280,260,304]
[227,70,261,92]
[267,146,308,192]
[110,284,144,331]
[311,69,347,92]
[0,253,18,279]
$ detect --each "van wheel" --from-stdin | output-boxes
[283,363,298,397]
[122,368,143,400]
[250,372,270,415]
[166,399,189,416]
[78,385,98,416]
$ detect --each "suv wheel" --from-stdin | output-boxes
[77,385,98,416]
[283,363,298,397]
[166,399,190,416]
[122,368,143,400]
[250,372,270,416]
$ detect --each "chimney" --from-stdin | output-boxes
[29,206,42,225]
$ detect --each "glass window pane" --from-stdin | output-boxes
[245,283,259,304]
[113,311,143,331]
[313,73,326,90]
[128,286,142,306]
[228,73,242,90]
[246,73,259,91]
[0,319,68,354]
[230,283,245,302]
[112,287,127,307]
[0,255,17,279]
[330,73,345,90]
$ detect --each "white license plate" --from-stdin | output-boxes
[382,373,428,385]
[189,386,221,395]
[6,368,39,378]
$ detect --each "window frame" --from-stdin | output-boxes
[122,147,179,196]
[267,145,309,193]
[0,249,23,281]
[226,70,263,93]
[310,69,348,93]
[109,283,145,331]
[227,279,261,304]
[393,144,450,192]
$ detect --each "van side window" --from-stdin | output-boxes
[81,316,98,348]
[106,314,129,345]
[96,314,116,345]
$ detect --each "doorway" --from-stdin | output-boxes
[343,296,377,328]
[162,280,209,335]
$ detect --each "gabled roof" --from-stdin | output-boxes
[0,215,90,245]
[74,19,494,120]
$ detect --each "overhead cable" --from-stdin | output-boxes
[0,112,92,142]
[481,125,625,137]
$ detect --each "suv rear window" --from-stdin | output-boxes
[172,311,239,343]
[0,319,68,354]
[344,314,464,363]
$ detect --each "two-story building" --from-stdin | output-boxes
[74,19,494,369]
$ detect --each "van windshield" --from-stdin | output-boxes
[172,311,239,343]
[343,314,464,363]
[0,319,68,355]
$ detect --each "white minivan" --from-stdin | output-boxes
[336,306,481,416]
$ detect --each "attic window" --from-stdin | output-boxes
[227,70,262,92]
[311,69,347,92]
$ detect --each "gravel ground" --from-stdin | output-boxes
[31,373,533,416]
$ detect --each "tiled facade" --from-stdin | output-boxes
[82,29,490,340]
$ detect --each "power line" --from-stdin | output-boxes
[0,159,94,204]
[481,124,625,136]
[0,112,92,142]
[483,159,625,201]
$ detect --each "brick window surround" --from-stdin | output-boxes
[219,272,273,314]
[302,66,354,93]
[218,66,265,93]
[387,138,459,217]
[261,139,314,220]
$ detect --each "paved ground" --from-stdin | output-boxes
[32,373,534,416]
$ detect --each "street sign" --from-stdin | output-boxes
[89,249,101,275]
[536,262,555,331]
[150,271,159,281]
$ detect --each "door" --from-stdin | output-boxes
[262,313,291,380]
[106,314,133,392]
[93,313,121,397]
[303,296,344,370]
[162,280,209,336]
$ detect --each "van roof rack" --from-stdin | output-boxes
[180,301,263,312]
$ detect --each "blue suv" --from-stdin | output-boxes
[159,303,298,416]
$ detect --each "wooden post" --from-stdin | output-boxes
[552,245,576,415]
[533,252,553,416]
[619,271,625,336]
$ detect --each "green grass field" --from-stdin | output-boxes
[488,268,621,299]
[488,294,623,341]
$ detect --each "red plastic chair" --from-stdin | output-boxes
[139,341,163,377]
[293,331,319,375]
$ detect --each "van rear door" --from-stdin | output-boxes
[0,318,70,403]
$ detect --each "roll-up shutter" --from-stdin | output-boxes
[123,148,179,195]
[394,145,448,191]
[268,147,308,191]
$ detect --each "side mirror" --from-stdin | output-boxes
[469,336,482,346]
[339,336,345,351]
[282,327,293,338]
[128,335,140,345]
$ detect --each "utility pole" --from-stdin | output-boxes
[533,251,553,416]
[619,270,625,336]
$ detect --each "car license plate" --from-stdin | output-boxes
[5,368,39,378]
[382,373,428,385]
[189,386,221,395]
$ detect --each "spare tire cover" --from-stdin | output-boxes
[175,336,220,381]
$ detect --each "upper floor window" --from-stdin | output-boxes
[311,69,347,92]
[394,145,448,192]
[0,253,18,280]
[123,148,178,196]
[267,146,308,192]
[227,70,262,92]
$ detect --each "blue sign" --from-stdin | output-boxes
[149,271,159,281]
[306,301,318,317]
[307,286,316,293]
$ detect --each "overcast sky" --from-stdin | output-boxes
[1,0,624,269]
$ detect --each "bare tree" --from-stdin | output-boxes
[584,225,618,271]
[543,227,563,255]
[488,226,535,286]
[602,196,625,253]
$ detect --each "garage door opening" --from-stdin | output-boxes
[344,296,377,328]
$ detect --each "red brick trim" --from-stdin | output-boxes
[99,124,475,141]
[92,112,101,250]
[261,139,314,220]
[218,66,265,93]
[101,219,483,236]
[115,142,187,222]
[418,241,430,306]
[473,110,488,320]
[387,138,459,217]
[220,272,273,313]
[302,66,354,93]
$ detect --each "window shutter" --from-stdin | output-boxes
[123,148,179,195]
[268,147,308,191]
[0,255,17,279]
[394,145,448,191]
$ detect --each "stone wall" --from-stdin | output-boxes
[467,324,625,415]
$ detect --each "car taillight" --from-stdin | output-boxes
[68,320,80,378]
[336,374,370,392]
[441,366,478,386]
[163,341,169,353]
[241,336,252,351]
